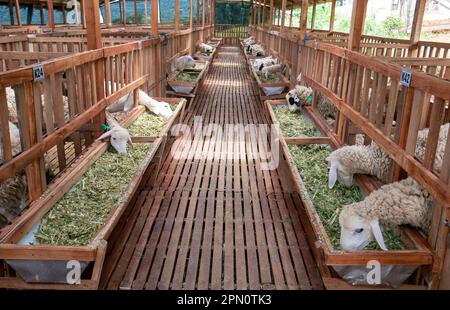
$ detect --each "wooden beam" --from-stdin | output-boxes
[330,0,336,32]
[152,0,160,95]
[47,0,54,31]
[249,0,253,26]
[9,0,14,26]
[311,0,316,30]
[409,0,426,57]
[134,0,138,24]
[262,0,266,27]
[201,0,205,27]
[268,0,273,29]
[280,0,286,31]
[122,0,126,25]
[210,0,214,25]
[144,0,148,25]
[85,0,102,50]
[175,0,180,30]
[348,0,368,51]
[300,0,308,31]
[11,5,26,27]
[104,0,112,27]
[197,0,200,26]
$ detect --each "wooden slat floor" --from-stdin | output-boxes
[100,45,323,290]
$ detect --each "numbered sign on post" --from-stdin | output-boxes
[33,64,45,81]
[400,68,412,87]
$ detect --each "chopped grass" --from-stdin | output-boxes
[288,144,405,251]
[200,50,212,56]
[176,71,200,82]
[273,106,317,137]
[191,62,206,71]
[34,111,170,246]
[257,71,282,83]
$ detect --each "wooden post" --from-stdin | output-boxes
[39,4,44,25]
[122,0,126,25]
[329,0,336,32]
[9,0,14,26]
[26,4,34,25]
[289,6,293,28]
[47,0,54,31]
[262,0,266,27]
[300,0,308,31]
[311,0,316,30]
[14,0,21,26]
[85,0,105,131]
[202,0,205,27]
[210,0,214,26]
[268,0,273,29]
[280,0,286,31]
[105,0,112,27]
[80,0,86,28]
[152,0,161,96]
[348,0,368,51]
[197,0,200,26]
[190,0,194,52]
[175,0,180,30]
[409,0,426,57]
[249,0,253,26]
[144,0,148,25]
[134,0,138,25]
[62,6,66,25]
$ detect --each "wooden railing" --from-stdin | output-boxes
[214,24,248,39]
[0,25,213,206]
[249,25,450,287]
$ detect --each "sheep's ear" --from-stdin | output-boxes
[328,161,339,189]
[97,130,112,141]
[127,137,133,145]
[370,218,388,251]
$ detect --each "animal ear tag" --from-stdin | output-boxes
[307,95,313,102]
[102,123,110,132]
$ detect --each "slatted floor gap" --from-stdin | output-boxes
[100,45,323,290]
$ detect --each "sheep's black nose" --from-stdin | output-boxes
[323,159,329,165]
[288,97,295,105]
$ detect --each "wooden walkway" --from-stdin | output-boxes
[100,45,323,290]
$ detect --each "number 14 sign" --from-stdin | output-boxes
[400,68,412,87]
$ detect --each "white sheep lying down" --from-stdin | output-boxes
[336,123,449,251]
[108,89,173,120]
[172,55,196,72]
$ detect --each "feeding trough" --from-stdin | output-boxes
[252,67,290,100]
[166,60,210,97]
[266,100,433,289]
[0,98,186,289]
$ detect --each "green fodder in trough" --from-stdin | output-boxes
[257,71,282,84]
[288,144,405,251]
[273,106,317,137]
[34,110,172,246]
[175,71,200,82]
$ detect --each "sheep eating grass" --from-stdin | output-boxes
[172,55,196,72]
[261,64,285,79]
[97,111,133,156]
[286,85,313,112]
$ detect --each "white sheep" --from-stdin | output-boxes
[286,85,313,112]
[97,111,133,156]
[261,63,285,79]
[253,56,276,71]
[339,176,432,251]
[249,44,265,57]
[338,124,449,251]
[171,55,196,72]
[199,43,214,53]
[243,37,255,47]
[137,90,173,120]
[6,87,18,124]
[325,123,450,189]
[107,89,173,120]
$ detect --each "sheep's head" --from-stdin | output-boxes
[324,148,355,188]
[97,126,132,156]
[151,101,173,120]
[339,205,387,251]
[286,90,301,112]
[185,57,196,69]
